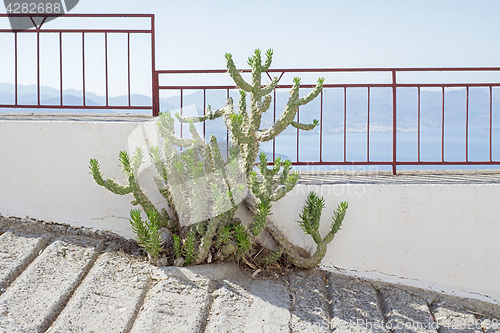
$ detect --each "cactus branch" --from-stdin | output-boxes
[89,159,132,195]
[261,76,279,96]
[295,78,325,106]
[291,119,319,131]
[259,95,273,114]
[261,49,273,72]
[226,53,253,92]
[264,200,348,268]
[176,102,231,123]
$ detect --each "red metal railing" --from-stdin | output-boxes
[1,14,500,173]
[156,68,500,174]
[0,14,155,113]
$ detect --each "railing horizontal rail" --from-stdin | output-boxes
[0,104,151,109]
[157,67,500,74]
[0,29,153,33]
[0,14,154,18]
[159,83,500,90]
[157,67,500,174]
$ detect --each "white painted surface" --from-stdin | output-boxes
[0,118,161,239]
[271,184,500,305]
[0,119,499,304]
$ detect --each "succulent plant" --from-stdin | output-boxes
[90,49,348,268]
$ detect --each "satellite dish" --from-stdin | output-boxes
[63,0,79,11]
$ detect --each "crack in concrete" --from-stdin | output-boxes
[323,265,500,306]
[198,280,216,333]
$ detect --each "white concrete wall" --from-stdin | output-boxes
[0,119,499,305]
[271,184,500,305]
[0,118,162,239]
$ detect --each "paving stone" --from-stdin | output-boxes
[205,279,254,333]
[0,231,47,291]
[431,300,484,333]
[1,215,499,333]
[200,267,290,333]
[475,315,500,333]
[289,270,331,333]
[329,273,388,332]
[0,238,99,333]
[130,267,211,333]
[48,251,149,333]
[379,287,437,333]
[244,278,291,333]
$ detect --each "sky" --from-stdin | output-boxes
[63,0,500,69]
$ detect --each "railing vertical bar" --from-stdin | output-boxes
[37,31,40,106]
[82,32,86,106]
[319,89,323,163]
[273,89,276,162]
[180,89,183,139]
[418,87,421,162]
[442,87,445,162]
[490,86,493,162]
[466,87,469,162]
[151,15,159,116]
[105,32,109,107]
[227,89,230,158]
[344,87,347,163]
[14,32,17,105]
[392,71,397,174]
[203,88,206,139]
[59,32,63,106]
[127,32,131,107]
[367,87,370,162]
[296,106,300,163]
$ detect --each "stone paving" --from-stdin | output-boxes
[0,217,499,333]
[298,169,500,185]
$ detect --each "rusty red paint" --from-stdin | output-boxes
[392,71,397,175]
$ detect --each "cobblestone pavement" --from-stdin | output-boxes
[0,217,499,333]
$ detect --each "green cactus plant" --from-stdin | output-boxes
[90,49,348,268]
[129,209,164,261]
[176,49,324,175]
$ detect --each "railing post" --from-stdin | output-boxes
[152,72,159,117]
[392,70,397,175]
[151,15,159,117]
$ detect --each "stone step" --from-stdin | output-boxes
[0,217,499,333]
[431,299,484,333]
[205,278,254,333]
[289,270,331,333]
[244,278,291,332]
[48,251,150,333]
[0,230,47,292]
[204,269,291,333]
[329,273,388,332]
[130,266,212,333]
[379,287,438,333]
[0,237,100,332]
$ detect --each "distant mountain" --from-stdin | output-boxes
[0,83,177,115]
[1,83,499,134]
[158,87,500,134]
